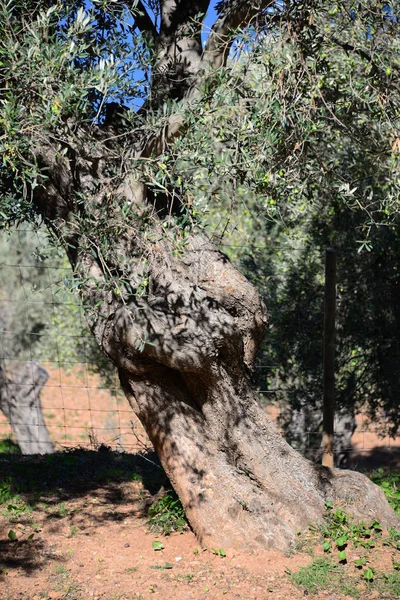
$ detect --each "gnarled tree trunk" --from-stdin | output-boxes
[22,0,399,550]
[100,227,397,550]
[33,163,399,549]
[0,361,54,454]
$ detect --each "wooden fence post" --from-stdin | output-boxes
[322,248,337,468]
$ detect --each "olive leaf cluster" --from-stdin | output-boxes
[157,1,400,244]
[142,0,400,433]
[0,0,147,226]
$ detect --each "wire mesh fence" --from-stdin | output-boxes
[0,359,151,453]
[0,229,399,463]
[0,358,399,462]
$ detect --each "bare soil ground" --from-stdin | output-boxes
[0,451,399,600]
[0,451,310,600]
[0,367,399,599]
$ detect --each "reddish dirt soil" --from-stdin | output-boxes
[0,489,308,600]
[0,367,399,599]
[1,476,397,600]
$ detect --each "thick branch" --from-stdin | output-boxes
[159,0,210,40]
[138,0,276,155]
[127,0,158,40]
[146,0,211,106]
[204,0,274,69]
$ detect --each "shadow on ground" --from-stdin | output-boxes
[0,445,398,578]
[0,446,168,498]
[0,538,54,575]
[0,448,170,576]
[350,446,400,471]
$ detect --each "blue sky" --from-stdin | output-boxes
[202,1,219,45]
[122,0,220,109]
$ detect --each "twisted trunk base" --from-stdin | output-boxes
[120,366,398,551]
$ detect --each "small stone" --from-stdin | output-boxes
[175,556,182,562]
[48,592,63,599]
[124,543,130,548]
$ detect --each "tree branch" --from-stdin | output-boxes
[105,1,276,154]
[203,0,274,69]
[310,23,399,77]
[138,0,275,156]
[159,0,210,40]
[126,0,158,40]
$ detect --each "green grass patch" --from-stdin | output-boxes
[0,476,32,521]
[289,558,360,596]
[370,469,400,515]
[0,436,21,455]
[289,557,400,598]
[147,489,187,534]
[291,493,400,599]
[373,568,400,598]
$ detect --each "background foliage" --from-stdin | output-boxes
[0,228,113,381]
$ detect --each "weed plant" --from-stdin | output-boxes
[370,469,400,515]
[0,436,21,455]
[0,477,32,521]
[290,495,400,598]
[147,490,187,534]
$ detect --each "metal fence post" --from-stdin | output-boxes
[322,248,337,468]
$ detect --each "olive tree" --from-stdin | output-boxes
[0,0,398,550]
[0,228,112,451]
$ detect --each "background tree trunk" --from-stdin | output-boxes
[0,362,54,454]
[282,405,356,468]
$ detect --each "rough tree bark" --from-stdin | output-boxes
[0,362,54,454]
[33,171,399,548]
[20,0,400,549]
